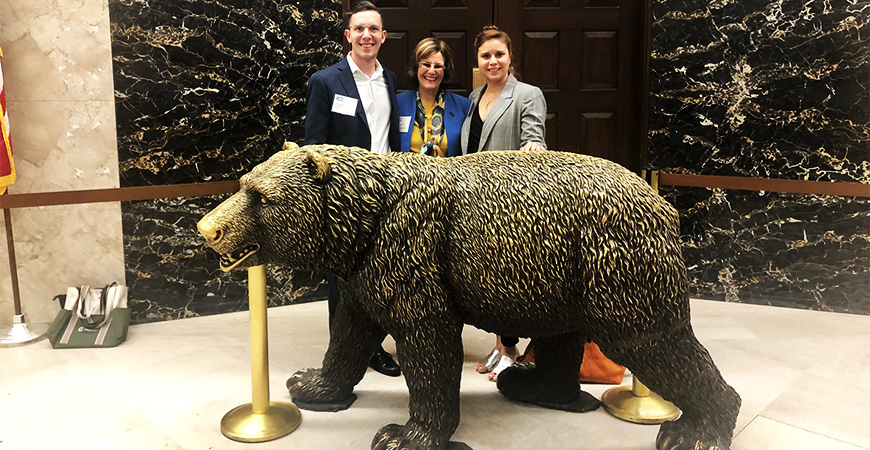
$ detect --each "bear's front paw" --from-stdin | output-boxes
[656,418,731,450]
[286,367,356,412]
[371,423,472,450]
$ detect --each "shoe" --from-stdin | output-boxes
[369,347,401,377]
[488,354,516,382]
[476,349,501,373]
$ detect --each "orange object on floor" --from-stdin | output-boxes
[519,341,626,384]
[579,341,626,384]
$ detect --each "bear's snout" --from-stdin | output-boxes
[197,215,222,244]
[198,195,262,272]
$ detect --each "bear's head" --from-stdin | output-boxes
[197,142,333,272]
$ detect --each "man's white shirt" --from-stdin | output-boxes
[347,54,391,154]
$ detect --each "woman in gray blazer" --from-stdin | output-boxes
[462,25,548,382]
[460,26,547,154]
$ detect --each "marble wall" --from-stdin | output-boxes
[648,1,869,313]
[0,0,126,327]
[111,0,343,322]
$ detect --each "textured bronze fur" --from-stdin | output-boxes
[198,143,740,450]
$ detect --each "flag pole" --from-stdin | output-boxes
[3,196,21,316]
[0,44,47,346]
[0,191,49,347]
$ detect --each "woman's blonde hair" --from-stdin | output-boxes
[407,37,456,89]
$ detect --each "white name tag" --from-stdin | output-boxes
[399,115,412,132]
[331,94,358,116]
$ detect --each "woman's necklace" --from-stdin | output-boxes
[482,85,502,110]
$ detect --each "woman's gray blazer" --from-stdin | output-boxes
[460,73,547,154]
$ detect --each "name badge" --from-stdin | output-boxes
[399,116,412,132]
[331,94,358,116]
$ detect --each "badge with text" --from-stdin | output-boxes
[399,116,412,132]
[331,94,359,116]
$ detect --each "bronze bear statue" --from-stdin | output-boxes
[197,142,740,450]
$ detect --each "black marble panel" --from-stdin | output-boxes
[649,1,870,313]
[110,0,344,323]
[122,196,328,322]
[663,186,869,314]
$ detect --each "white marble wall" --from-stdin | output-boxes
[0,0,125,327]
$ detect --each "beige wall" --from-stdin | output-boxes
[0,0,126,327]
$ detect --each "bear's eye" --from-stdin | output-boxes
[259,195,270,206]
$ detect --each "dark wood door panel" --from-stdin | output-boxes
[545,91,618,114]
[581,31,619,89]
[432,31,470,91]
[521,32,559,90]
[521,30,620,92]
[500,0,648,172]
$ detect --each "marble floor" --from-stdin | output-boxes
[1,299,868,450]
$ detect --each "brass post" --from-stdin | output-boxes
[601,375,680,424]
[220,265,302,442]
[641,168,660,192]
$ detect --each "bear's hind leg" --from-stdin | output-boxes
[605,326,740,450]
[496,332,600,412]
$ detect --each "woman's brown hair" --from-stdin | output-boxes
[473,24,513,56]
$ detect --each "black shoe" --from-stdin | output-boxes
[369,347,401,377]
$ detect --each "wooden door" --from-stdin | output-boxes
[498,1,651,172]
[344,0,651,172]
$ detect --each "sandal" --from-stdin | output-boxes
[488,354,516,382]
[476,349,501,373]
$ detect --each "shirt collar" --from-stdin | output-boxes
[346,53,383,80]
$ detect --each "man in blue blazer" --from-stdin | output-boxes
[302,1,401,377]
[304,6,400,154]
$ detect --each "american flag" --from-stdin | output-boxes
[0,45,16,194]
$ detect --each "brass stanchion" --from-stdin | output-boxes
[220,264,301,442]
[601,375,680,424]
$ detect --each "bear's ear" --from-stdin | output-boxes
[282,141,301,152]
[305,150,332,183]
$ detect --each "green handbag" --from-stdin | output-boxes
[46,283,130,348]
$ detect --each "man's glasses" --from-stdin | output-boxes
[348,25,382,34]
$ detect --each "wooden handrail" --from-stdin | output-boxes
[658,173,870,198]
[0,180,240,209]
[0,172,867,211]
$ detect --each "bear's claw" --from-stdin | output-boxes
[286,367,356,412]
[371,424,471,450]
[292,393,357,412]
[656,418,731,450]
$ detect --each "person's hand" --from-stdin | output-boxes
[520,141,545,152]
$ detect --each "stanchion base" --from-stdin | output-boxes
[0,315,49,348]
[221,401,302,443]
[601,385,680,424]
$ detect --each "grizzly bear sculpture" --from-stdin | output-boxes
[197,142,740,450]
